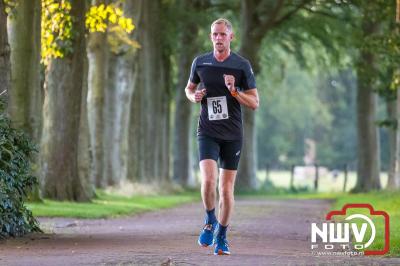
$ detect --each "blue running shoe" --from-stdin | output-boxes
[198,222,217,247]
[214,235,230,255]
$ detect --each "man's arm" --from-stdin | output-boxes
[185,80,206,103]
[223,74,259,110]
[234,88,259,110]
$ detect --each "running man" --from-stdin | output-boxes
[185,18,259,255]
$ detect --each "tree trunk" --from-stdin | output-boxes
[87,0,109,188]
[104,51,118,185]
[105,0,140,186]
[78,51,94,197]
[0,0,10,101]
[41,0,90,201]
[7,0,41,139]
[353,18,381,192]
[237,0,263,190]
[7,0,42,201]
[103,0,140,186]
[160,50,171,184]
[109,50,138,185]
[128,56,142,181]
[128,0,170,184]
[236,0,311,190]
[354,74,381,192]
[172,7,199,187]
[387,85,400,189]
[388,3,400,189]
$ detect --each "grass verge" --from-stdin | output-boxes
[239,190,400,257]
[330,191,400,257]
[26,190,200,219]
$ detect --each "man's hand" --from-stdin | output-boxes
[185,81,206,103]
[194,88,207,103]
[223,74,235,91]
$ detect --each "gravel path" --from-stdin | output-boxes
[0,198,399,265]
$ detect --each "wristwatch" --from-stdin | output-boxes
[231,86,239,97]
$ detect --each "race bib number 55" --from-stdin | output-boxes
[207,96,229,120]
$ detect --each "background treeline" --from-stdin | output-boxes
[0,0,399,204]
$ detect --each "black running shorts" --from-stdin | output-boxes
[198,135,243,170]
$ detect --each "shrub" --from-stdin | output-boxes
[0,100,41,239]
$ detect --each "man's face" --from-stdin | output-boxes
[210,23,233,53]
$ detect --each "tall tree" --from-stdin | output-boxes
[0,0,10,99]
[385,0,400,189]
[7,0,42,201]
[78,51,95,197]
[87,0,109,188]
[103,0,140,186]
[172,0,204,187]
[41,0,90,201]
[386,86,400,189]
[238,0,311,189]
[128,0,170,184]
[352,3,381,192]
[104,53,118,184]
[7,0,42,140]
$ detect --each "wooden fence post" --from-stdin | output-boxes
[343,164,348,192]
[290,165,295,191]
[314,164,319,191]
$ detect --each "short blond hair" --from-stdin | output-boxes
[211,18,233,32]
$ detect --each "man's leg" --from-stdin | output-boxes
[213,168,236,255]
[218,169,236,226]
[213,138,241,255]
[200,159,218,211]
[198,159,219,247]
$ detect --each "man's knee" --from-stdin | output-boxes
[219,184,234,200]
[203,177,216,188]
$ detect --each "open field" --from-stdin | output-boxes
[256,170,388,192]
